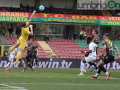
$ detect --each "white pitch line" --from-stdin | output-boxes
[3,83,120,86]
[0,83,28,90]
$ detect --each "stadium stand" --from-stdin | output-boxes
[48,39,85,59]
[5,37,50,58]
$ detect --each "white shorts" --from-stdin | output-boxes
[15,52,23,59]
[85,56,96,63]
[9,55,15,61]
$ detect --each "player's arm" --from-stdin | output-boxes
[29,10,36,22]
[114,45,119,58]
[36,48,38,57]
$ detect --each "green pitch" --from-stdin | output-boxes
[0,68,120,90]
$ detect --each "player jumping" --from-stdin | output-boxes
[91,33,119,80]
[7,10,36,64]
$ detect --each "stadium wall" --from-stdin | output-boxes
[0,57,120,69]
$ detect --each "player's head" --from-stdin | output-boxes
[29,38,34,44]
[86,37,92,45]
[92,28,99,36]
[22,22,29,28]
[103,33,109,40]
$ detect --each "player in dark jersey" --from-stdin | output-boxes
[32,46,38,68]
[24,38,37,72]
[89,28,99,72]
[91,33,119,80]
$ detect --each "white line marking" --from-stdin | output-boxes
[2,83,120,86]
[0,83,28,90]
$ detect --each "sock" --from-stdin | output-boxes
[105,72,108,75]
[35,60,37,66]
[32,60,34,66]
[5,62,10,68]
[16,51,22,61]
[10,62,14,69]
[81,60,85,74]
[28,64,32,69]
[21,60,25,67]
[8,46,15,54]
[95,73,99,76]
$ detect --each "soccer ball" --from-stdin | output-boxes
[39,5,45,11]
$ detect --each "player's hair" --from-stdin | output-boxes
[94,28,99,34]
[12,42,15,44]
[87,37,92,44]
[104,33,109,37]
[22,22,26,27]
[29,37,34,41]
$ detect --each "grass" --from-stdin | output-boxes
[0,68,120,90]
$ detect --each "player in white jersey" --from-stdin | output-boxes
[79,37,98,76]
[6,40,28,71]
[4,42,17,68]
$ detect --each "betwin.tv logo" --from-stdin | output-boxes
[77,0,120,10]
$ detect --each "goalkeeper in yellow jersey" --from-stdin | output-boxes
[6,11,36,70]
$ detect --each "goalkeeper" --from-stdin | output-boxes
[8,10,36,62]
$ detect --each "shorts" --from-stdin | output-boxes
[25,55,32,62]
[85,56,96,63]
[9,55,14,61]
[102,54,114,64]
[32,55,37,59]
[17,38,26,50]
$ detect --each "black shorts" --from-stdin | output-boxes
[25,55,32,62]
[102,54,114,64]
[32,55,37,59]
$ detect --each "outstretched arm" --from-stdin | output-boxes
[29,10,36,22]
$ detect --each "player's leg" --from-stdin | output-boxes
[89,62,98,72]
[6,57,14,71]
[78,59,85,76]
[91,55,114,80]
[5,56,11,68]
[16,41,26,62]
[32,57,34,68]
[20,59,25,68]
[35,56,38,68]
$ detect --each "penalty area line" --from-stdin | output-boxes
[0,83,28,90]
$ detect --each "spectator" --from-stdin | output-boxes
[84,31,86,39]
[68,33,72,40]
[73,33,77,40]
[16,27,21,38]
[26,5,30,12]
[8,27,13,38]
[49,4,54,13]
[44,35,49,42]
[79,31,83,40]
[10,6,14,12]
[20,3,23,11]
[6,6,10,12]
[2,6,6,12]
